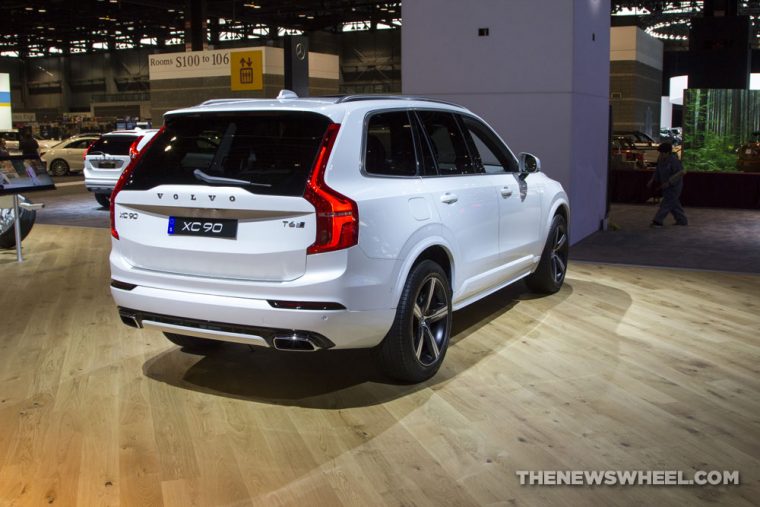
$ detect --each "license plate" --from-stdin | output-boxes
[168,217,238,238]
[99,161,117,168]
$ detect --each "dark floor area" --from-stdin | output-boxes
[32,176,110,229]
[571,203,760,273]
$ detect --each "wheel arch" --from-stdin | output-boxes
[392,240,455,305]
[546,195,570,235]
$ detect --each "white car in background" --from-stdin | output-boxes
[84,129,158,207]
[41,135,101,175]
[110,94,569,382]
[0,130,56,154]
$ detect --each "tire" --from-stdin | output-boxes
[163,332,221,352]
[49,159,70,176]
[377,260,452,383]
[525,214,569,294]
[95,193,110,208]
[0,197,36,249]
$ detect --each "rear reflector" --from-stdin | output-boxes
[111,279,137,291]
[267,300,346,311]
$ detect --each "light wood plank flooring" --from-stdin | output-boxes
[1,224,758,506]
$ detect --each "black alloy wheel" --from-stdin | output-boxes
[411,275,450,367]
[377,260,452,382]
[526,214,569,294]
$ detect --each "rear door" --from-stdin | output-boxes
[114,112,331,282]
[458,115,543,265]
[62,138,96,171]
[414,110,501,300]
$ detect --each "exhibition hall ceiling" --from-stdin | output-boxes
[0,0,758,57]
[0,0,401,57]
[613,0,760,44]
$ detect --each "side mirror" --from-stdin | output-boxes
[518,152,541,179]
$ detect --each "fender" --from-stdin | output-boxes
[390,235,456,307]
[545,192,570,235]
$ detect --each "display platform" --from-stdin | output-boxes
[0,156,55,195]
[0,224,757,506]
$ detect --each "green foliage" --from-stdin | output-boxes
[682,131,737,172]
[683,89,760,172]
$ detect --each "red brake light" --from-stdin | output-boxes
[303,123,358,254]
[110,128,163,239]
[128,135,144,159]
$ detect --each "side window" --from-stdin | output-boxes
[460,116,519,173]
[364,111,417,176]
[67,139,92,149]
[416,111,475,175]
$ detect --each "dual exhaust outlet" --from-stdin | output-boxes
[272,334,319,352]
[119,310,321,352]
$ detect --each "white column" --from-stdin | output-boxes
[0,73,12,129]
[402,0,611,243]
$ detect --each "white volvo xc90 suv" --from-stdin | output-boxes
[110,93,569,382]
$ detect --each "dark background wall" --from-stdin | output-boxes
[0,30,402,123]
[610,59,662,134]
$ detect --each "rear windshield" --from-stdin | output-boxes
[89,135,137,156]
[125,112,331,196]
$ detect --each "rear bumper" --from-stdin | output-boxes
[84,177,117,194]
[111,283,395,349]
[109,246,400,349]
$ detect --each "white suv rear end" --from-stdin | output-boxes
[110,94,569,382]
[84,129,157,207]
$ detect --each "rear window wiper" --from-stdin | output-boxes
[193,169,272,187]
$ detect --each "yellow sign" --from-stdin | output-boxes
[230,50,263,91]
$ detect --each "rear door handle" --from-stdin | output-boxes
[440,193,458,204]
[500,187,513,198]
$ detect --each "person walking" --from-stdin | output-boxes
[649,142,687,227]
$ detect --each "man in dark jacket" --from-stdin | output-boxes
[19,130,39,157]
[649,142,687,227]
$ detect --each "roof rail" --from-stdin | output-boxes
[199,98,254,106]
[337,94,464,108]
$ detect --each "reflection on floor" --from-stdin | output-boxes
[0,224,758,506]
[572,204,760,273]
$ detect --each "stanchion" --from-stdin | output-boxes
[13,194,23,262]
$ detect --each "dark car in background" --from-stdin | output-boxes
[659,127,683,145]
[613,130,660,166]
[611,136,645,169]
[736,132,760,172]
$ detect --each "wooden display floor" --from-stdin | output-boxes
[1,225,758,506]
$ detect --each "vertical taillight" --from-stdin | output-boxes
[303,123,358,254]
[110,128,163,239]
[128,136,144,159]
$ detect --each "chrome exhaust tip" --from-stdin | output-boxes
[272,334,318,352]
